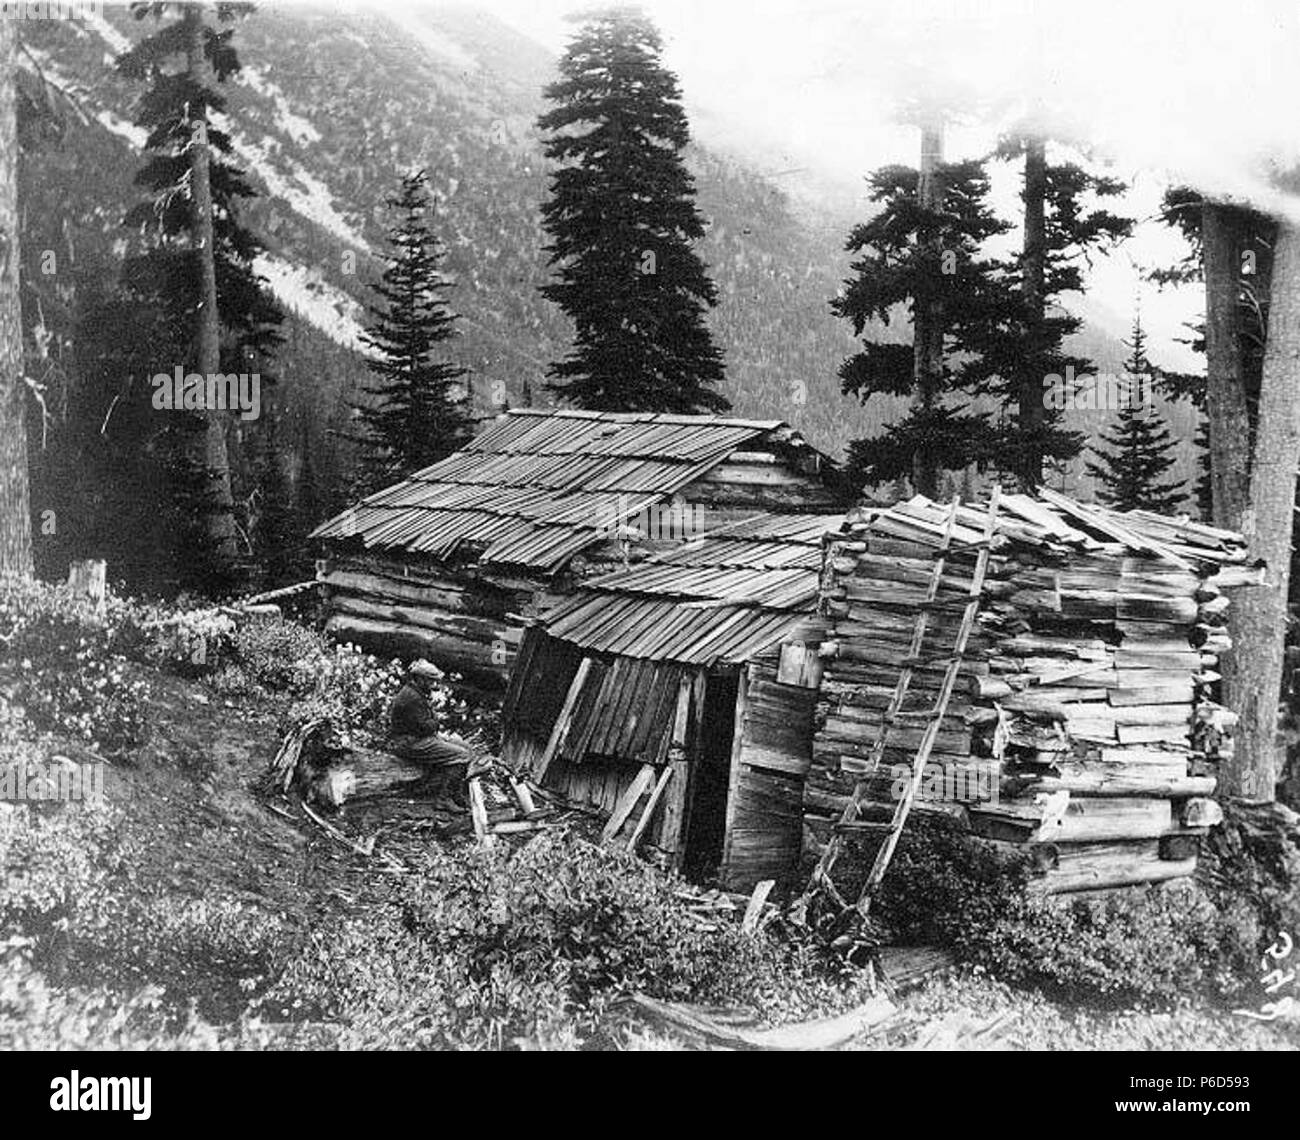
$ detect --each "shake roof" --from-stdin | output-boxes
[539,512,841,665]
[311,408,829,572]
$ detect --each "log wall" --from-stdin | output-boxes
[317,446,844,685]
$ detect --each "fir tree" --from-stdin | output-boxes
[117,1,283,593]
[833,130,1008,496]
[962,134,1132,489]
[537,8,728,414]
[354,169,470,489]
[1193,417,1213,521]
[1085,313,1186,512]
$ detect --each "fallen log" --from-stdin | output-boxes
[306,746,433,809]
[627,992,895,1050]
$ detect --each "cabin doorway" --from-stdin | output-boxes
[681,670,739,882]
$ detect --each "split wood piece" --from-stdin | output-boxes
[468,778,492,847]
[1018,773,1215,798]
[627,992,895,1051]
[602,763,656,844]
[67,559,107,610]
[489,820,556,835]
[803,496,965,902]
[740,879,776,935]
[534,657,593,784]
[509,775,537,816]
[300,800,375,857]
[856,484,1003,917]
[627,766,674,853]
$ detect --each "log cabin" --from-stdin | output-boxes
[504,487,1263,902]
[310,409,844,688]
[500,512,842,892]
[810,489,1264,898]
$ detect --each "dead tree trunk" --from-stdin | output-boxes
[1018,136,1048,490]
[1201,203,1253,529]
[1202,202,1257,745]
[0,21,32,580]
[1228,216,1300,802]
[911,121,944,500]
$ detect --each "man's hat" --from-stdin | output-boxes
[409,659,443,680]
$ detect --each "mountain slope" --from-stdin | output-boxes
[19,2,1190,521]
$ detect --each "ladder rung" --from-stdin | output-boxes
[879,709,943,726]
[834,820,896,835]
[898,654,966,668]
[916,598,980,613]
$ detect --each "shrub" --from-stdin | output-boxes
[0,579,152,760]
[0,800,128,964]
[874,816,1269,1007]
[282,638,495,747]
[67,894,301,1022]
[230,616,327,692]
[263,831,872,1049]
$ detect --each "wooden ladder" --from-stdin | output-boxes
[805,486,1002,918]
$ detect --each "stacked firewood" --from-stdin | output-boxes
[810,491,1262,895]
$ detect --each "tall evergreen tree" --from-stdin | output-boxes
[354,169,470,491]
[537,7,728,414]
[1085,312,1185,512]
[0,19,30,578]
[963,134,1132,488]
[833,126,1008,496]
[117,1,282,593]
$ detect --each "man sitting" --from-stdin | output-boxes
[388,659,489,807]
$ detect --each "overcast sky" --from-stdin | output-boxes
[348,0,1300,371]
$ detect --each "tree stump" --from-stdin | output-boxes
[67,559,106,610]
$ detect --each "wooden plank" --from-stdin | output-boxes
[468,778,492,848]
[535,657,594,783]
[741,880,776,935]
[1018,772,1214,798]
[602,763,655,844]
[627,766,673,853]
[656,678,695,860]
[719,665,752,875]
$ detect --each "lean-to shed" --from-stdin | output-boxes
[501,512,842,891]
[310,409,843,686]
[809,489,1263,899]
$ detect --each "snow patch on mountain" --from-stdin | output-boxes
[238,66,322,147]
[255,255,366,353]
[213,112,371,253]
[82,8,130,56]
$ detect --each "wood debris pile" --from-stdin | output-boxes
[812,490,1262,895]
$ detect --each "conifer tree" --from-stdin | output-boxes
[963,134,1132,488]
[354,169,470,489]
[537,8,728,414]
[833,126,1008,496]
[1085,313,1185,512]
[117,1,282,592]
